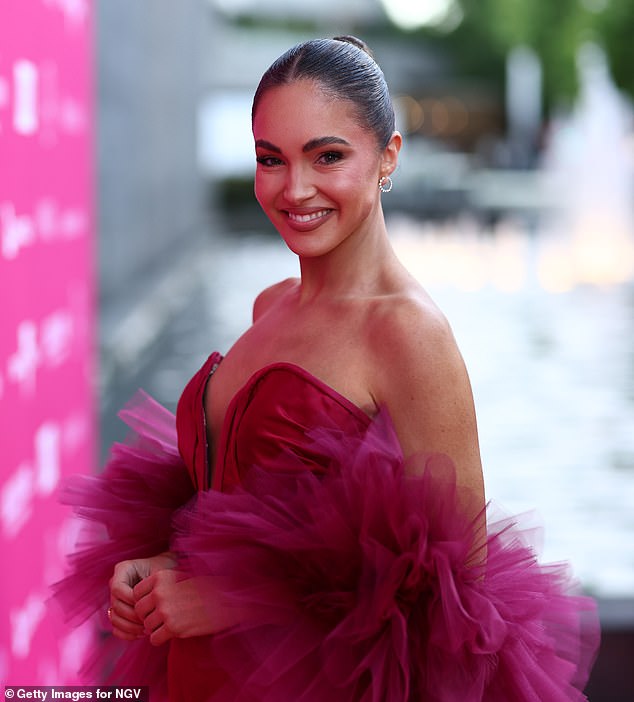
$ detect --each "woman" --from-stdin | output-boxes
[56,37,598,701]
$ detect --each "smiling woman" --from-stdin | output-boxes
[55,35,599,702]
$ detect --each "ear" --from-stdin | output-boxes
[380,130,402,178]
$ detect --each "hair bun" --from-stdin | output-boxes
[333,35,375,59]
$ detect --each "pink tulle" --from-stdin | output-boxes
[172,409,599,702]
[52,392,195,700]
[53,393,599,702]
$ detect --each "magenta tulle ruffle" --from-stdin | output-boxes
[52,391,195,699]
[53,392,599,702]
[172,410,599,702]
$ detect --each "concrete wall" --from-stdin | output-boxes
[97,0,207,304]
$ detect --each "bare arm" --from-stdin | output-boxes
[371,298,485,523]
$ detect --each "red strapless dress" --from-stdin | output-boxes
[53,351,600,701]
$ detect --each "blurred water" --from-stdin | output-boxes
[392,222,634,598]
[190,222,634,598]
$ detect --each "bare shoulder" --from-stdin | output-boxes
[252,277,299,322]
[368,287,458,376]
[367,287,484,509]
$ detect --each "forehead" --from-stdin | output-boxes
[252,79,369,143]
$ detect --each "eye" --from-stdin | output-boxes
[256,155,283,167]
[317,151,343,165]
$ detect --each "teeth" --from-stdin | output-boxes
[287,209,330,223]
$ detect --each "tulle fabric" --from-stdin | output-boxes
[52,391,195,700]
[53,391,599,702]
[172,409,599,702]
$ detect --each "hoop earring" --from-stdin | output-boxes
[378,175,393,193]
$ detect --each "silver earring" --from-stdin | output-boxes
[378,175,393,193]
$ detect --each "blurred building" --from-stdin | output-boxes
[97,0,207,304]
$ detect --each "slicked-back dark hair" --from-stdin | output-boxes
[252,36,395,149]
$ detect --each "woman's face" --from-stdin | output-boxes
[252,79,398,258]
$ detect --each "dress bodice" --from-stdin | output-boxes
[176,352,373,492]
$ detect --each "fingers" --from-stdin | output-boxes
[110,560,145,606]
[131,592,174,647]
[138,607,172,646]
[108,565,184,646]
[133,589,154,622]
[148,623,171,647]
[108,560,153,640]
[132,571,180,646]
[114,597,144,624]
[108,600,146,640]
[132,568,179,616]
[133,576,170,644]
[132,573,153,601]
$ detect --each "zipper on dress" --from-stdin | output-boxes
[203,360,220,490]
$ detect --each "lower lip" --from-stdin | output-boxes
[285,210,333,231]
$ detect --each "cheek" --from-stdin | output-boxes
[342,158,381,193]
[254,174,273,209]
[342,171,379,207]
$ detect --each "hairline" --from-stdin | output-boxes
[252,77,389,151]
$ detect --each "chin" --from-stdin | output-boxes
[279,235,332,259]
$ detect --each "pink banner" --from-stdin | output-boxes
[0,0,95,685]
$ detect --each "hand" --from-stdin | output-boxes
[133,572,240,646]
[108,553,176,641]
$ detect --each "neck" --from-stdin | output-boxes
[296,217,401,302]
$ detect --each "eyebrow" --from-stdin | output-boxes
[255,136,350,154]
[303,136,350,152]
[255,139,282,153]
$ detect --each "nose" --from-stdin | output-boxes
[283,164,316,203]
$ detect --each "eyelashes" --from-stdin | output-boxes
[318,151,344,164]
[256,156,283,167]
[256,151,345,167]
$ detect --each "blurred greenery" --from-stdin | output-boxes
[226,0,634,114]
[422,0,634,110]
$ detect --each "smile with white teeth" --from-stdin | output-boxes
[286,209,331,223]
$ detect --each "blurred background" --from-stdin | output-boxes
[1,0,633,697]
